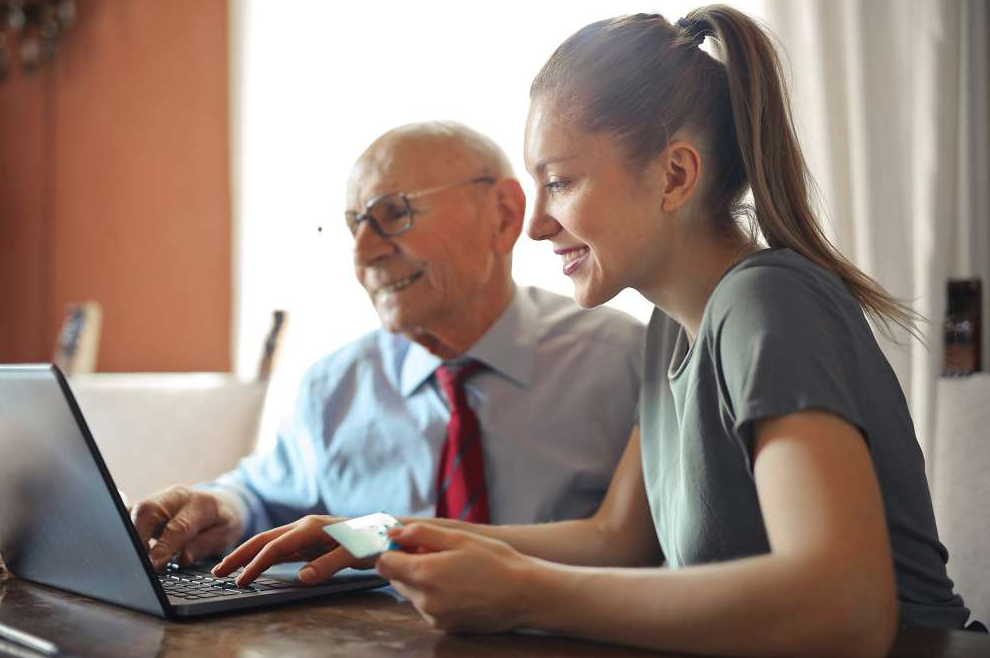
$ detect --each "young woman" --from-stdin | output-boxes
[213,6,973,656]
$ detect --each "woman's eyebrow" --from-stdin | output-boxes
[533,154,578,174]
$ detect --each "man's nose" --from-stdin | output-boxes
[353,222,397,265]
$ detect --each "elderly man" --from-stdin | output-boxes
[131,121,643,571]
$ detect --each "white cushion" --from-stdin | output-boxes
[68,374,267,503]
[932,374,990,626]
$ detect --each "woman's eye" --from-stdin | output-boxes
[544,179,568,193]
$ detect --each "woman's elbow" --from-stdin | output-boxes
[831,577,898,658]
[861,597,898,658]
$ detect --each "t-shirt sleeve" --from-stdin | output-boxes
[709,264,867,468]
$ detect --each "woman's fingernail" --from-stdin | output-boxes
[299,567,317,583]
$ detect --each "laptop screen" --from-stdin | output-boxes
[0,365,165,616]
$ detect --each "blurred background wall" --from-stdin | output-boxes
[0,0,231,371]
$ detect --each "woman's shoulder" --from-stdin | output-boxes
[703,248,868,347]
[722,247,842,290]
[711,248,856,315]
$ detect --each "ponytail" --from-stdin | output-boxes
[531,5,922,342]
[689,6,922,341]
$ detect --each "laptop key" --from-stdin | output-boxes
[255,578,295,587]
[163,565,285,595]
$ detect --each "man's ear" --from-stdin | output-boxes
[491,178,526,254]
[658,140,702,213]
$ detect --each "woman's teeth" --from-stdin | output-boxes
[561,247,589,265]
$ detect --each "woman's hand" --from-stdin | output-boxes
[211,515,374,587]
[377,522,540,632]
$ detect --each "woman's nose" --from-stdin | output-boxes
[526,201,561,242]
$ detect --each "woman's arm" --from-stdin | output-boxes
[379,410,898,658]
[429,425,661,567]
[216,426,660,584]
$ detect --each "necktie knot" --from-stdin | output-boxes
[435,359,484,403]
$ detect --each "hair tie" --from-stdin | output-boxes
[676,17,709,46]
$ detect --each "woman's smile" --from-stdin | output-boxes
[555,245,590,276]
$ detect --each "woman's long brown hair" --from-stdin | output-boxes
[531,5,922,342]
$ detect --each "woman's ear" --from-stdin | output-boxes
[492,178,526,254]
[658,140,702,213]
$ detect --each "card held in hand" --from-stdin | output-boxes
[323,513,402,559]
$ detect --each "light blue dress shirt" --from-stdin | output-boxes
[207,286,644,537]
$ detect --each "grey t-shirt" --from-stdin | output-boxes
[639,248,970,629]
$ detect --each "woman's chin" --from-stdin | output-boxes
[572,281,616,309]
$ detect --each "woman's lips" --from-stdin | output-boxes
[556,246,590,276]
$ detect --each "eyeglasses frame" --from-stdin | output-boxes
[344,175,497,238]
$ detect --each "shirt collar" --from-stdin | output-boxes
[399,286,537,397]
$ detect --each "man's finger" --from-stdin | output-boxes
[131,499,170,547]
[148,503,212,569]
[178,525,234,567]
[130,487,193,546]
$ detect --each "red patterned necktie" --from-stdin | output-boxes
[434,360,490,524]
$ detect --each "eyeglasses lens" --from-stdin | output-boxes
[370,194,412,235]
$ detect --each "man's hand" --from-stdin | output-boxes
[212,515,374,588]
[130,486,246,571]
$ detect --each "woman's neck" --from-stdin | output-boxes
[641,229,757,343]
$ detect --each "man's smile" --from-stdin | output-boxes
[376,270,425,294]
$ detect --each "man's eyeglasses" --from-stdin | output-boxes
[344,176,496,238]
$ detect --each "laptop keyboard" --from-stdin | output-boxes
[157,562,299,600]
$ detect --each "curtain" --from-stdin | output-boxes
[761,0,990,471]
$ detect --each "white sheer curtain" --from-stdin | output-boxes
[762,0,990,464]
[229,0,763,437]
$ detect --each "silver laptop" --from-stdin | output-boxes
[0,364,386,618]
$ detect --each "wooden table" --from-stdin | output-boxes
[1,570,988,658]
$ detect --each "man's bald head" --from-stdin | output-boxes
[349,121,514,196]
